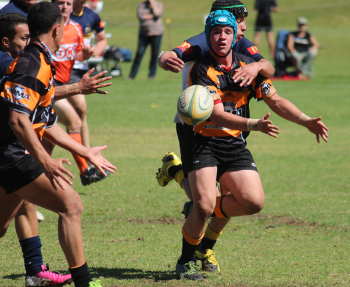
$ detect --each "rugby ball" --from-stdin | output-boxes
[177,85,214,126]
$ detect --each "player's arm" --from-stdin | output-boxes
[286,33,296,53]
[8,110,74,189]
[158,50,184,72]
[43,124,116,176]
[92,30,107,57]
[210,99,279,137]
[263,92,329,143]
[54,68,112,100]
[76,45,94,61]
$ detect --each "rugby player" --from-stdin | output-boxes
[0,3,116,286]
[173,10,328,280]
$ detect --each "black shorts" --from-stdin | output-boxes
[68,68,87,84]
[255,16,273,32]
[0,154,43,194]
[179,123,258,180]
[54,79,66,87]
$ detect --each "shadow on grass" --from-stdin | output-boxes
[90,267,176,281]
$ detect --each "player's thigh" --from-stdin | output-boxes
[53,99,81,126]
[188,166,218,211]
[0,187,24,236]
[16,174,83,216]
[219,169,265,208]
[67,93,87,114]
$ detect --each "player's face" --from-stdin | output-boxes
[56,0,74,20]
[210,26,234,56]
[235,17,246,43]
[10,23,29,55]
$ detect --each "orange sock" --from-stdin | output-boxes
[69,133,89,175]
[214,195,228,218]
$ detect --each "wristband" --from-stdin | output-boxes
[247,119,259,131]
[298,113,310,127]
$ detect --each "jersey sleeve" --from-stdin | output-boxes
[172,32,207,63]
[92,12,104,34]
[252,75,276,101]
[235,37,264,61]
[77,25,85,53]
[0,73,46,116]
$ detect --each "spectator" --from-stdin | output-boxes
[253,0,279,59]
[86,0,98,11]
[128,0,163,80]
[287,17,319,79]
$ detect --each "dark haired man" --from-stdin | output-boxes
[0,2,116,287]
[174,9,327,281]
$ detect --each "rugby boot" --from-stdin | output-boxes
[89,279,102,287]
[156,152,182,187]
[36,210,45,222]
[80,166,109,186]
[175,260,204,281]
[25,264,72,286]
[181,201,193,219]
[195,249,220,272]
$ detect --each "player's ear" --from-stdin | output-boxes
[53,23,60,36]
[2,37,10,49]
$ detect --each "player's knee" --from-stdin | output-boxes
[74,104,87,119]
[66,117,82,133]
[246,197,265,215]
[60,193,84,219]
[196,199,215,220]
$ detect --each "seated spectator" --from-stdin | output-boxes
[287,17,319,79]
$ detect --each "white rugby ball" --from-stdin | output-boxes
[177,85,214,126]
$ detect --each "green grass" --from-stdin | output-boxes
[1,0,350,286]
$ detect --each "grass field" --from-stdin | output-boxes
[1,0,350,286]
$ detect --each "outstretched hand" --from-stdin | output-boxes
[257,112,280,138]
[79,68,112,95]
[163,56,184,73]
[86,145,117,176]
[42,157,74,190]
[306,117,329,143]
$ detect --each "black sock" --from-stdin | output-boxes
[168,164,182,179]
[20,236,43,276]
[178,237,197,264]
[200,237,216,252]
[69,262,92,287]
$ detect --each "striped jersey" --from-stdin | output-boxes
[52,21,84,83]
[0,43,57,141]
[189,51,276,143]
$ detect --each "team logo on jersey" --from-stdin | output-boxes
[260,81,271,96]
[247,46,259,55]
[177,41,193,55]
[7,84,29,101]
[84,24,92,35]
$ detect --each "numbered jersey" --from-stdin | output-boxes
[189,51,276,143]
[52,21,84,83]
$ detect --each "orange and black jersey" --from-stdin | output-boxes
[0,43,57,142]
[188,51,276,144]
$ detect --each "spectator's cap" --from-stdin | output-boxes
[297,17,308,25]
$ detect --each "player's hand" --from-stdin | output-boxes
[86,145,117,177]
[257,112,279,138]
[82,44,94,60]
[42,157,74,190]
[306,117,329,143]
[163,57,184,73]
[232,62,261,87]
[79,68,112,95]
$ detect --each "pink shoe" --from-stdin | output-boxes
[25,264,72,286]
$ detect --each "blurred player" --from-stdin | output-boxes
[68,0,107,152]
[51,0,107,186]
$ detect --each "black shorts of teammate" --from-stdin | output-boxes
[0,154,43,194]
[54,79,66,87]
[179,124,258,180]
[68,68,87,84]
[255,16,273,32]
